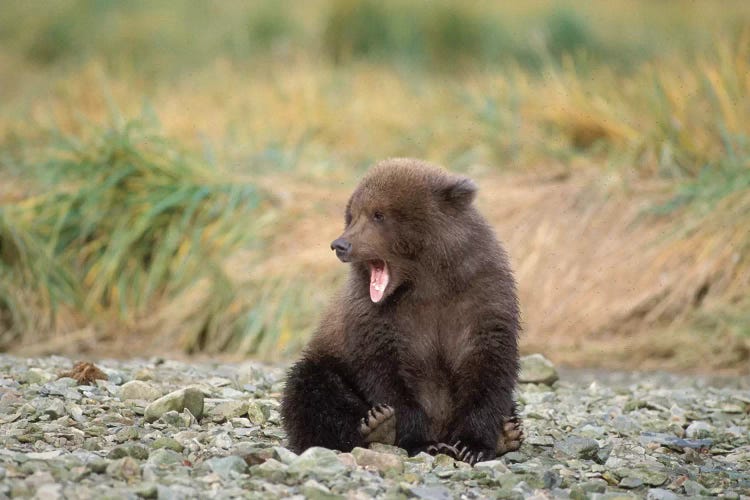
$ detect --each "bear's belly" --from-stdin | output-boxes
[415,374,453,440]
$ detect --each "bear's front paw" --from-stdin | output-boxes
[359,404,396,445]
[452,440,496,466]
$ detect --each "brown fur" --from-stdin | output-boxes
[281,158,522,463]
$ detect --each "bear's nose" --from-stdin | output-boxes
[330,237,352,261]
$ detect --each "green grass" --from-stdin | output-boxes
[3,0,742,77]
[0,207,78,345]
[0,117,268,348]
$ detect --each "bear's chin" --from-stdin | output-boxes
[368,260,389,303]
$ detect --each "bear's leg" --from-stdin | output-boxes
[447,329,521,465]
[281,355,372,453]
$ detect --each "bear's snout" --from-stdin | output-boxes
[331,237,352,262]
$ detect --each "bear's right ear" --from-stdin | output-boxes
[435,176,477,210]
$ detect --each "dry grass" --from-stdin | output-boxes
[1,3,749,372]
[206,167,748,373]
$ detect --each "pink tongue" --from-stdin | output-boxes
[369,262,389,303]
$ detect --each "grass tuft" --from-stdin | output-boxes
[1,117,269,348]
[0,207,78,345]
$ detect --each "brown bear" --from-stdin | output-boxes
[280,158,522,464]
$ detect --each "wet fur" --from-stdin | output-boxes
[281,158,521,461]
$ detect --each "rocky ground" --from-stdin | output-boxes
[0,353,748,499]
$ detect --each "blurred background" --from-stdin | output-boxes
[1,0,748,373]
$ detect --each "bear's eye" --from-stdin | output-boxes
[372,211,385,222]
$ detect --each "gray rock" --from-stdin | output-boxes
[351,447,404,473]
[151,437,184,453]
[245,401,266,425]
[685,420,714,439]
[105,457,141,481]
[114,426,140,443]
[612,415,641,436]
[368,443,408,456]
[156,484,198,500]
[147,448,183,467]
[159,410,192,428]
[134,482,158,499]
[33,483,63,499]
[233,444,275,465]
[576,480,607,494]
[503,451,527,462]
[519,354,559,385]
[119,380,161,402]
[646,488,679,500]
[43,399,66,419]
[251,458,288,481]
[682,479,708,496]
[288,447,348,478]
[473,459,510,473]
[337,452,358,469]
[554,436,599,459]
[638,432,712,450]
[300,479,338,500]
[616,467,668,487]
[108,444,149,460]
[144,388,204,423]
[619,476,644,489]
[26,450,65,460]
[407,485,453,500]
[208,400,248,422]
[578,424,606,438]
[26,368,56,385]
[65,403,85,423]
[272,446,298,464]
[205,455,247,478]
[87,458,109,474]
[101,368,126,385]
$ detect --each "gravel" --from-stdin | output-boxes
[0,353,748,499]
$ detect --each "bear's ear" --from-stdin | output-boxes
[436,176,477,210]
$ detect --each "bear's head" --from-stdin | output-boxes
[331,158,479,304]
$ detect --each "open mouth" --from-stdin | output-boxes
[368,260,390,303]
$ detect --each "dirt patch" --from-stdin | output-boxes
[247,168,750,373]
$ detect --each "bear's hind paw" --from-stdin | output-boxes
[359,404,396,445]
[497,416,524,456]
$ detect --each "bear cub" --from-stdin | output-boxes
[281,158,523,464]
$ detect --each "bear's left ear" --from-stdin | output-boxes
[436,176,477,210]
